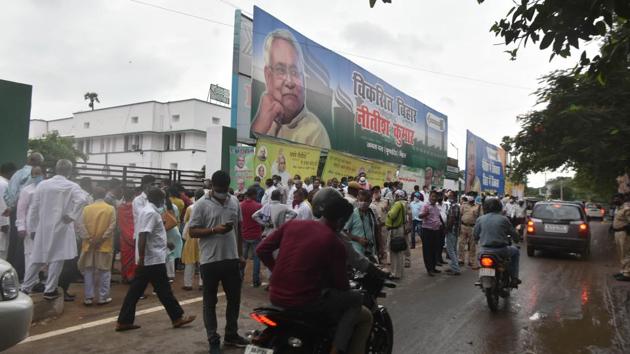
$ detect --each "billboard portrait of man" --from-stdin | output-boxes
[251,29,331,149]
[465,137,481,193]
[235,155,247,172]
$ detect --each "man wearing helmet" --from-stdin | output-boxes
[256,188,373,354]
[473,197,522,287]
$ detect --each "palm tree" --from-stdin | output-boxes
[84,92,100,111]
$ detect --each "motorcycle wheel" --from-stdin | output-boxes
[368,309,394,354]
[485,288,499,312]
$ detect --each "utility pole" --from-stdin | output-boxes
[560,179,564,200]
[450,142,461,193]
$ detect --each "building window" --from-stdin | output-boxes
[77,140,84,153]
[124,134,142,151]
[131,116,138,124]
[170,163,178,170]
[164,134,171,151]
[84,122,90,129]
[175,133,184,150]
[172,114,180,122]
[85,138,92,154]
[100,138,105,153]
[212,117,221,125]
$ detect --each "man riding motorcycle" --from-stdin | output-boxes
[256,187,374,354]
[473,197,522,287]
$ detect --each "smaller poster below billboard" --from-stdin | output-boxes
[229,146,256,192]
[367,161,399,186]
[321,150,371,184]
[398,166,425,194]
[254,138,321,186]
[465,130,506,194]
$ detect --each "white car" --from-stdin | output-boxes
[585,203,605,221]
[0,259,33,351]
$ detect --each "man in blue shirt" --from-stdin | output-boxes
[344,189,379,259]
[409,193,425,249]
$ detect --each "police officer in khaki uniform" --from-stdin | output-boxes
[612,193,630,282]
[458,196,480,269]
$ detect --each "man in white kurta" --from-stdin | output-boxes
[21,160,89,299]
[15,167,44,268]
[132,175,155,240]
[0,163,15,260]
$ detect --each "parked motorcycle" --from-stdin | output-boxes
[246,270,395,354]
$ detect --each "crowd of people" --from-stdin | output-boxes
[0,152,530,353]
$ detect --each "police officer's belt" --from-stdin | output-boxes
[462,222,475,227]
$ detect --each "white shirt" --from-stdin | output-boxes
[136,202,168,266]
[16,183,37,255]
[294,201,313,220]
[132,192,148,238]
[27,175,89,263]
[261,185,277,205]
[504,202,517,218]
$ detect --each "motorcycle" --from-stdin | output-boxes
[475,237,520,312]
[246,270,396,354]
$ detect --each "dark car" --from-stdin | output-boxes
[526,201,591,259]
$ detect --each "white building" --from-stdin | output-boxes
[30,99,230,171]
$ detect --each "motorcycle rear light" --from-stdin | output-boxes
[480,257,494,268]
[250,313,278,327]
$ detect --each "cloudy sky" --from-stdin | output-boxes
[1,0,580,187]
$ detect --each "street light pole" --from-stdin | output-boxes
[450,142,461,193]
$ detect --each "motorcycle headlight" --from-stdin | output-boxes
[1,268,19,300]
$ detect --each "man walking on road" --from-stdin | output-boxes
[612,193,630,282]
[189,171,250,351]
[116,187,196,331]
[419,191,443,276]
[240,187,263,288]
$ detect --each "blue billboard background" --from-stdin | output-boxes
[465,130,505,194]
[250,6,448,170]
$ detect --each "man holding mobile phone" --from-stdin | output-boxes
[189,170,248,353]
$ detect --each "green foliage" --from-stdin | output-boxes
[84,92,100,111]
[28,132,87,170]
[477,0,630,80]
[505,64,630,188]
[369,0,391,8]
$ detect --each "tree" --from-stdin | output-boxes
[369,0,391,8]
[502,62,630,191]
[84,92,100,111]
[28,132,87,170]
[477,0,630,80]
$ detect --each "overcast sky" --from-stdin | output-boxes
[1,0,580,187]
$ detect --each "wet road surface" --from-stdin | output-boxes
[6,222,629,353]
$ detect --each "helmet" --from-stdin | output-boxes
[483,197,503,214]
[311,187,345,218]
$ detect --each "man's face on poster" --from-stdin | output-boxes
[238,179,245,190]
[264,38,305,122]
[277,155,287,173]
[237,156,245,169]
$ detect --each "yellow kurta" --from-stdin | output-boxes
[78,200,116,271]
[181,205,200,264]
[170,197,185,224]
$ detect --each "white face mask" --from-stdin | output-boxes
[213,192,228,200]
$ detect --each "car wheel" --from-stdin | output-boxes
[527,245,535,257]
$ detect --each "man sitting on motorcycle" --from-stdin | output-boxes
[256,187,373,354]
[473,197,522,287]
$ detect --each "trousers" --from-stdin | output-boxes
[200,259,242,343]
[615,231,630,277]
[420,228,440,272]
[458,225,477,265]
[83,267,111,301]
[117,264,184,324]
[446,231,460,272]
[22,260,64,293]
[242,239,261,285]
[389,227,405,278]
[184,263,203,288]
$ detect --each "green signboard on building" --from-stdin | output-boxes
[0,79,32,167]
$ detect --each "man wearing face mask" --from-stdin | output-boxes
[256,187,373,354]
[116,188,196,331]
[189,171,249,351]
[15,166,44,275]
[344,189,379,259]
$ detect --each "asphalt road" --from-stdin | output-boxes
[6,221,629,354]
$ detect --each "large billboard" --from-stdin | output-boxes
[254,137,321,185]
[465,130,506,195]
[250,6,447,170]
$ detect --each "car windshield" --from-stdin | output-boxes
[532,204,582,221]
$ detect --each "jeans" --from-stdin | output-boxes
[445,231,460,272]
[200,259,242,343]
[117,264,184,324]
[478,246,520,279]
[242,239,261,285]
[411,220,422,248]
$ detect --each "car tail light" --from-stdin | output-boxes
[578,223,588,237]
[527,220,535,234]
[250,313,278,327]
[480,256,494,268]
[600,208,605,216]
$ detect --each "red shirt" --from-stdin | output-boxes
[256,220,348,308]
[240,199,263,241]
